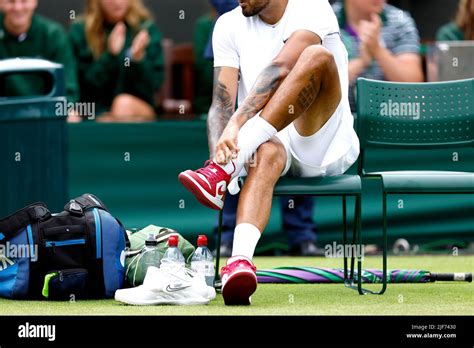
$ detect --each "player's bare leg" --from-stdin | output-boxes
[221,138,287,305]
[235,45,342,231]
[237,139,287,231]
[259,45,342,135]
[233,45,342,245]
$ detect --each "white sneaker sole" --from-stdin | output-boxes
[115,290,210,306]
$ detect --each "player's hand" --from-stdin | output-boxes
[131,30,150,62]
[108,22,127,56]
[215,122,240,165]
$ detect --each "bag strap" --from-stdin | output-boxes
[0,203,50,241]
[64,194,108,215]
[155,228,179,243]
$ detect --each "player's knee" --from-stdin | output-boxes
[255,141,286,172]
[300,45,335,73]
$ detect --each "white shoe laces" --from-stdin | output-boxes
[159,259,198,283]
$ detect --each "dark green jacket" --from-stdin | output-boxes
[69,19,164,114]
[0,14,79,102]
[436,22,465,41]
[193,14,215,115]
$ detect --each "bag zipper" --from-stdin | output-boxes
[45,239,86,252]
[52,268,87,282]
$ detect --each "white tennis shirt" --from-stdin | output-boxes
[213,0,349,106]
[213,0,359,177]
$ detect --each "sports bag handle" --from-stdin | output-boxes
[0,202,50,241]
[64,194,108,215]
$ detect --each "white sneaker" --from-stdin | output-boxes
[115,263,216,306]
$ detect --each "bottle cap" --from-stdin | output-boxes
[197,235,208,247]
[168,235,178,247]
[145,234,157,247]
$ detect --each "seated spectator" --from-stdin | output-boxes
[0,0,79,102]
[332,0,424,110]
[436,0,474,41]
[69,0,164,122]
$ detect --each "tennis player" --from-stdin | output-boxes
[179,0,359,305]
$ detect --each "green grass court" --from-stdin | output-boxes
[1,255,472,316]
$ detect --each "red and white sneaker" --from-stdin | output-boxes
[178,160,232,210]
[221,256,257,306]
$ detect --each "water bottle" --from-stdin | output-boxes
[162,235,185,266]
[191,235,215,287]
[140,234,161,274]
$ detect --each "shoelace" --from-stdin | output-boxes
[160,259,198,282]
[196,160,235,183]
[195,160,221,184]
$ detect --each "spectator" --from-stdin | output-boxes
[0,0,79,102]
[436,0,474,41]
[332,0,424,110]
[203,1,321,257]
[69,0,164,122]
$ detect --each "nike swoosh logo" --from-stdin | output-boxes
[166,284,192,292]
[216,181,227,199]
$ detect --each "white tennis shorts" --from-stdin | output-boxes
[234,103,360,182]
[276,104,360,178]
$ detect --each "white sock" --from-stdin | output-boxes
[220,116,277,179]
[231,223,261,260]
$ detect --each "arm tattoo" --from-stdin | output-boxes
[207,68,235,156]
[235,63,284,122]
[297,75,319,110]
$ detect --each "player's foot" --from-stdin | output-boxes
[178,160,232,210]
[221,256,257,306]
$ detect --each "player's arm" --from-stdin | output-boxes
[230,30,321,128]
[207,66,239,159]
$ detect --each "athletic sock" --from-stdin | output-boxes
[231,223,261,260]
[220,116,277,178]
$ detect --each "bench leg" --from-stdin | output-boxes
[343,196,348,281]
[380,191,388,294]
[355,191,387,295]
[214,209,224,291]
[351,194,358,283]
[344,193,362,292]
[356,193,364,294]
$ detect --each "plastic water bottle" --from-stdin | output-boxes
[162,235,185,266]
[191,235,215,287]
[140,233,161,272]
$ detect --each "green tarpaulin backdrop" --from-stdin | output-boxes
[69,121,474,252]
